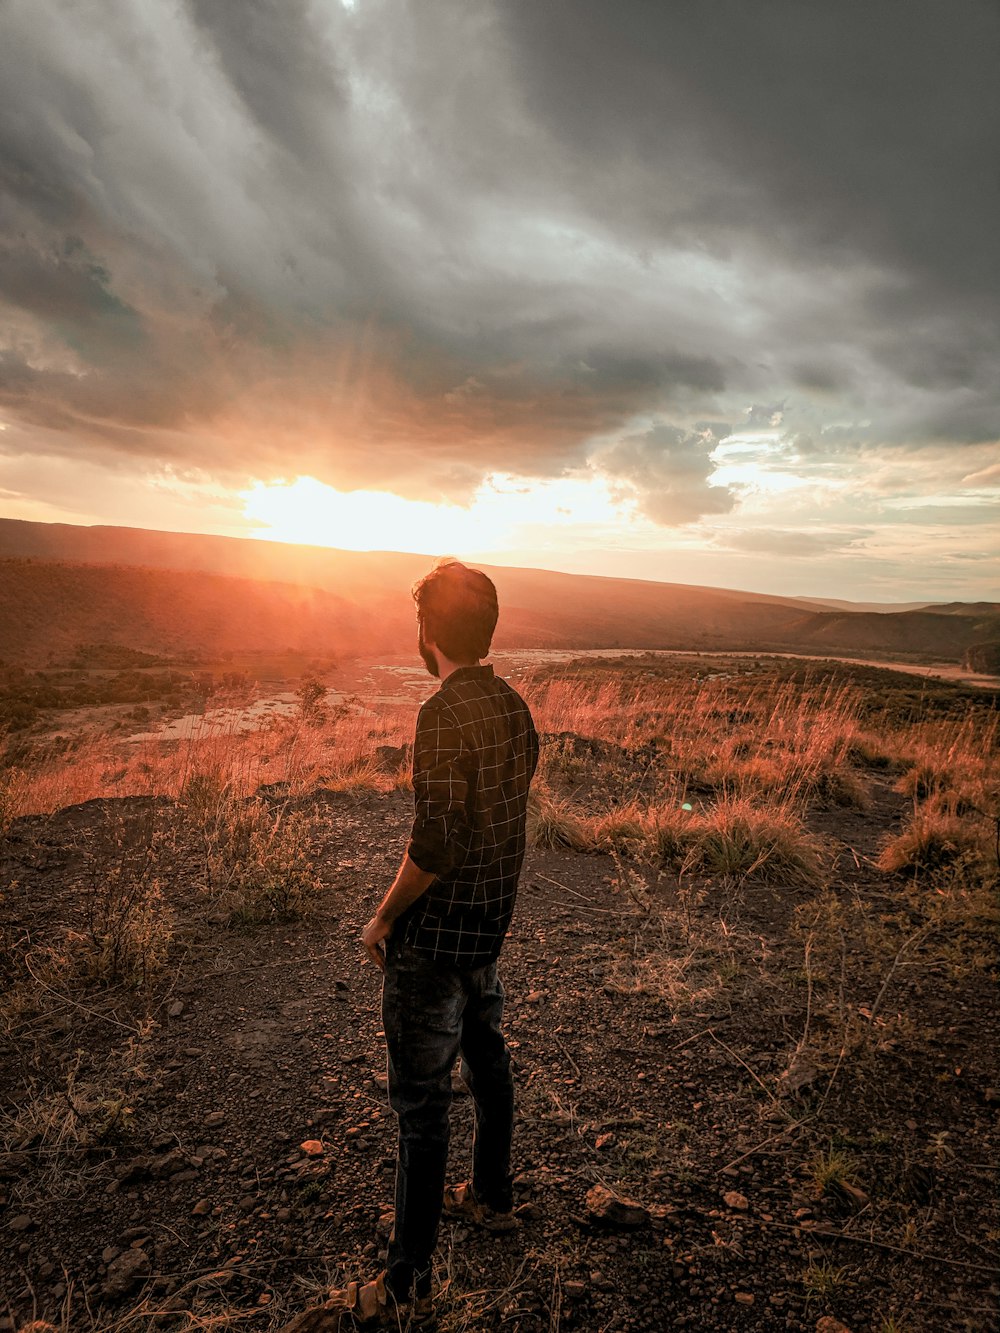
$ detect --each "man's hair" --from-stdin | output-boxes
[412,559,499,663]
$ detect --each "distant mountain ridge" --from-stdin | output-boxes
[0,518,997,668]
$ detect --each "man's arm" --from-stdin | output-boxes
[361,854,436,971]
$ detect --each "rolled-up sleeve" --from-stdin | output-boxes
[407,699,474,878]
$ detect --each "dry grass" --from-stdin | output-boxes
[1,698,414,821]
[194,795,325,926]
[877,802,995,884]
[685,795,827,888]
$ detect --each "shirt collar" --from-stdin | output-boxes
[440,663,495,689]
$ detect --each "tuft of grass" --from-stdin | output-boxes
[877,805,991,880]
[808,1145,863,1205]
[527,787,593,851]
[801,1258,852,1304]
[687,796,826,888]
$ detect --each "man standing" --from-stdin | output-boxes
[284,560,538,1330]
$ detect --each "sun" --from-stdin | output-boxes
[240,473,628,555]
[241,476,506,553]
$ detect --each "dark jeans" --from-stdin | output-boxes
[381,937,514,1300]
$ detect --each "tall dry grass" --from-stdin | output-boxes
[1,697,414,821]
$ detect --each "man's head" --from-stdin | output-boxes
[412,560,499,677]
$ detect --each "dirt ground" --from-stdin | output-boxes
[1,781,998,1333]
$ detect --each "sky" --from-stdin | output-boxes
[1,0,998,602]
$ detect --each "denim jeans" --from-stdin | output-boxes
[381,936,514,1300]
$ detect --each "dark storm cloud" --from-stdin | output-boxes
[0,0,997,517]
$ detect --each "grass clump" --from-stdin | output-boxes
[687,796,826,888]
[527,787,593,851]
[877,804,993,882]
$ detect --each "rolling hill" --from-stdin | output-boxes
[0,517,997,667]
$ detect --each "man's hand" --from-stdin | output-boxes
[362,914,392,971]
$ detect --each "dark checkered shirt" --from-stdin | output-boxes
[401,664,539,966]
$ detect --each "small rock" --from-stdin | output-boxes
[816,1318,852,1333]
[192,1199,213,1216]
[8,1215,35,1233]
[564,1280,587,1299]
[723,1191,749,1211]
[204,1111,226,1128]
[525,991,545,1004]
[102,1248,149,1299]
[780,1047,820,1097]
[585,1184,650,1229]
[300,1139,324,1156]
[167,1000,184,1018]
[734,1291,754,1304]
[101,1246,121,1263]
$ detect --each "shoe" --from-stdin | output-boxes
[443,1181,521,1233]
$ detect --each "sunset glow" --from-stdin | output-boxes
[241,473,629,555]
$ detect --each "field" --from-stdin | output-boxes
[1,654,998,1333]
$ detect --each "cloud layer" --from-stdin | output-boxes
[0,0,998,541]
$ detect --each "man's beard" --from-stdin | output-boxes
[418,626,439,678]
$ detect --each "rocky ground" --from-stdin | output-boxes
[1,783,998,1333]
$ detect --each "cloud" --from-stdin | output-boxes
[0,0,996,512]
[719,528,873,559]
[595,421,735,525]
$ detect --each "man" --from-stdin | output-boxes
[283,560,538,1331]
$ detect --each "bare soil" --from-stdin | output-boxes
[1,783,998,1332]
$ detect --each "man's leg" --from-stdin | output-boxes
[459,962,515,1211]
[381,941,464,1300]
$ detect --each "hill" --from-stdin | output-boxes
[0,518,997,667]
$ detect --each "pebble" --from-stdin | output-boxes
[204,1111,226,1128]
[8,1215,35,1232]
[734,1292,754,1305]
[585,1184,650,1229]
[723,1191,749,1211]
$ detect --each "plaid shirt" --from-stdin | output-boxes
[401,664,538,966]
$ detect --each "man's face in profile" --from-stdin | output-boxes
[418,621,440,678]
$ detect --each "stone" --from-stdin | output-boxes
[585,1184,650,1229]
[300,1139,325,1156]
[564,1281,586,1299]
[723,1191,749,1211]
[192,1199,213,1215]
[102,1248,149,1299]
[816,1319,852,1333]
[8,1215,35,1232]
[204,1111,225,1128]
[167,1000,184,1018]
[734,1291,754,1304]
[780,1048,820,1097]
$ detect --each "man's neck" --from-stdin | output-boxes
[438,656,481,682]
